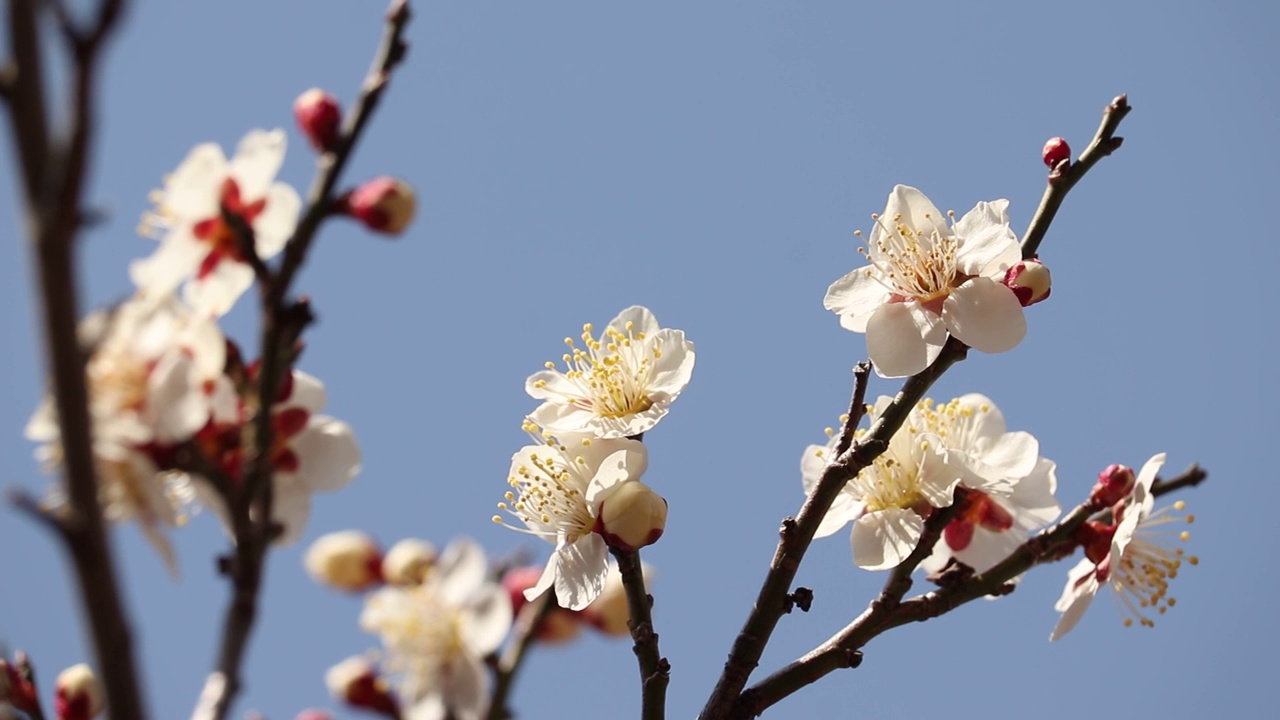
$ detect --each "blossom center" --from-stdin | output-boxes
[367,588,465,678]
[852,448,925,514]
[859,212,960,305]
[496,434,597,542]
[1109,501,1198,628]
[536,321,659,419]
[905,397,987,446]
[191,179,268,279]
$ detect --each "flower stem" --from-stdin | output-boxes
[612,547,669,720]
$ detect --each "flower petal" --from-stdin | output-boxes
[460,584,513,656]
[552,534,609,611]
[228,129,287,199]
[130,232,207,297]
[824,267,890,333]
[252,182,301,259]
[851,507,924,571]
[292,416,361,493]
[877,185,948,255]
[866,302,946,378]
[942,277,1026,353]
[954,199,1019,276]
[184,261,255,317]
[647,329,695,397]
[1050,559,1100,641]
[608,305,660,338]
[815,493,863,539]
[436,538,488,603]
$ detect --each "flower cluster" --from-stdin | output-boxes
[495,306,694,610]
[803,394,1059,572]
[315,537,512,720]
[26,131,361,568]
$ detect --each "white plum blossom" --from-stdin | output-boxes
[525,305,695,438]
[131,129,301,316]
[194,369,361,545]
[824,185,1026,378]
[915,394,1061,575]
[25,293,228,569]
[494,421,648,610]
[802,396,1022,571]
[1051,453,1198,640]
[360,539,512,720]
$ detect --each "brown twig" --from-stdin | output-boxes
[192,4,413,719]
[1151,463,1207,498]
[1021,94,1131,259]
[485,592,555,720]
[611,547,669,720]
[700,345,966,719]
[3,1,145,718]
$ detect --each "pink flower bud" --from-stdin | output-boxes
[325,656,398,717]
[1089,464,1136,510]
[54,664,104,720]
[294,711,335,720]
[1002,259,1052,306]
[596,481,667,551]
[304,531,383,592]
[381,538,438,586]
[342,177,416,236]
[294,88,343,152]
[1042,137,1071,169]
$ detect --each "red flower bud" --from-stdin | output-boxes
[294,89,343,152]
[596,481,667,551]
[1089,464,1136,510]
[342,177,416,236]
[1042,137,1071,169]
[325,657,399,717]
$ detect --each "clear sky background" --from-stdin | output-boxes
[3,1,1277,718]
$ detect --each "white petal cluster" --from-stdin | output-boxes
[26,293,228,569]
[132,129,300,316]
[804,394,1056,572]
[525,305,695,439]
[494,423,648,610]
[360,539,512,720]
[824,185,1025,378]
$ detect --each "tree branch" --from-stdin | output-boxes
[611,547,669,720]
[1021,94,1131,259]
[1151,463,1207,498]
[4,1,145,717]
[193,4,414,719]
[700,344,966,719]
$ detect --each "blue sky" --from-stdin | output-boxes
[2,1,1277,718]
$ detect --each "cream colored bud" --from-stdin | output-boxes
[324,656,398,715]
[1003,259,1052,306]
[381,538,438,586]
[54,664,104,720]
[304,531,383,592]
[597,481,667,551]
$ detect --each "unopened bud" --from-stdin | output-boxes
[325,656,398,717]
[54,664,104,720]
[1089,464,1136,510]
[304,531,383,592]
[1003,259,1052,306]
[342,177,416,235]
[294,89,343,152]
[0,658,38,713]
[381,538,437,586]
[595,481,667,551]
[1042,137,1071,170]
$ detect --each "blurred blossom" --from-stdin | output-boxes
[526,305,695,438]
[824,185,1025,378]
[132,129,300,316]
[360,539,511,720]
[25,293,228,570]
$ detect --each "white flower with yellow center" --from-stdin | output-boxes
[494,422,648,610]
[824,185,1026,378]
[1051,453,1198,641]
[526,305,695,438]
[360,539,511,720]
[25,293,226,570]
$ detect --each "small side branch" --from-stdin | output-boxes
[1021,94,1132,259]
[485,593,555,720]
[612,547,669,720]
